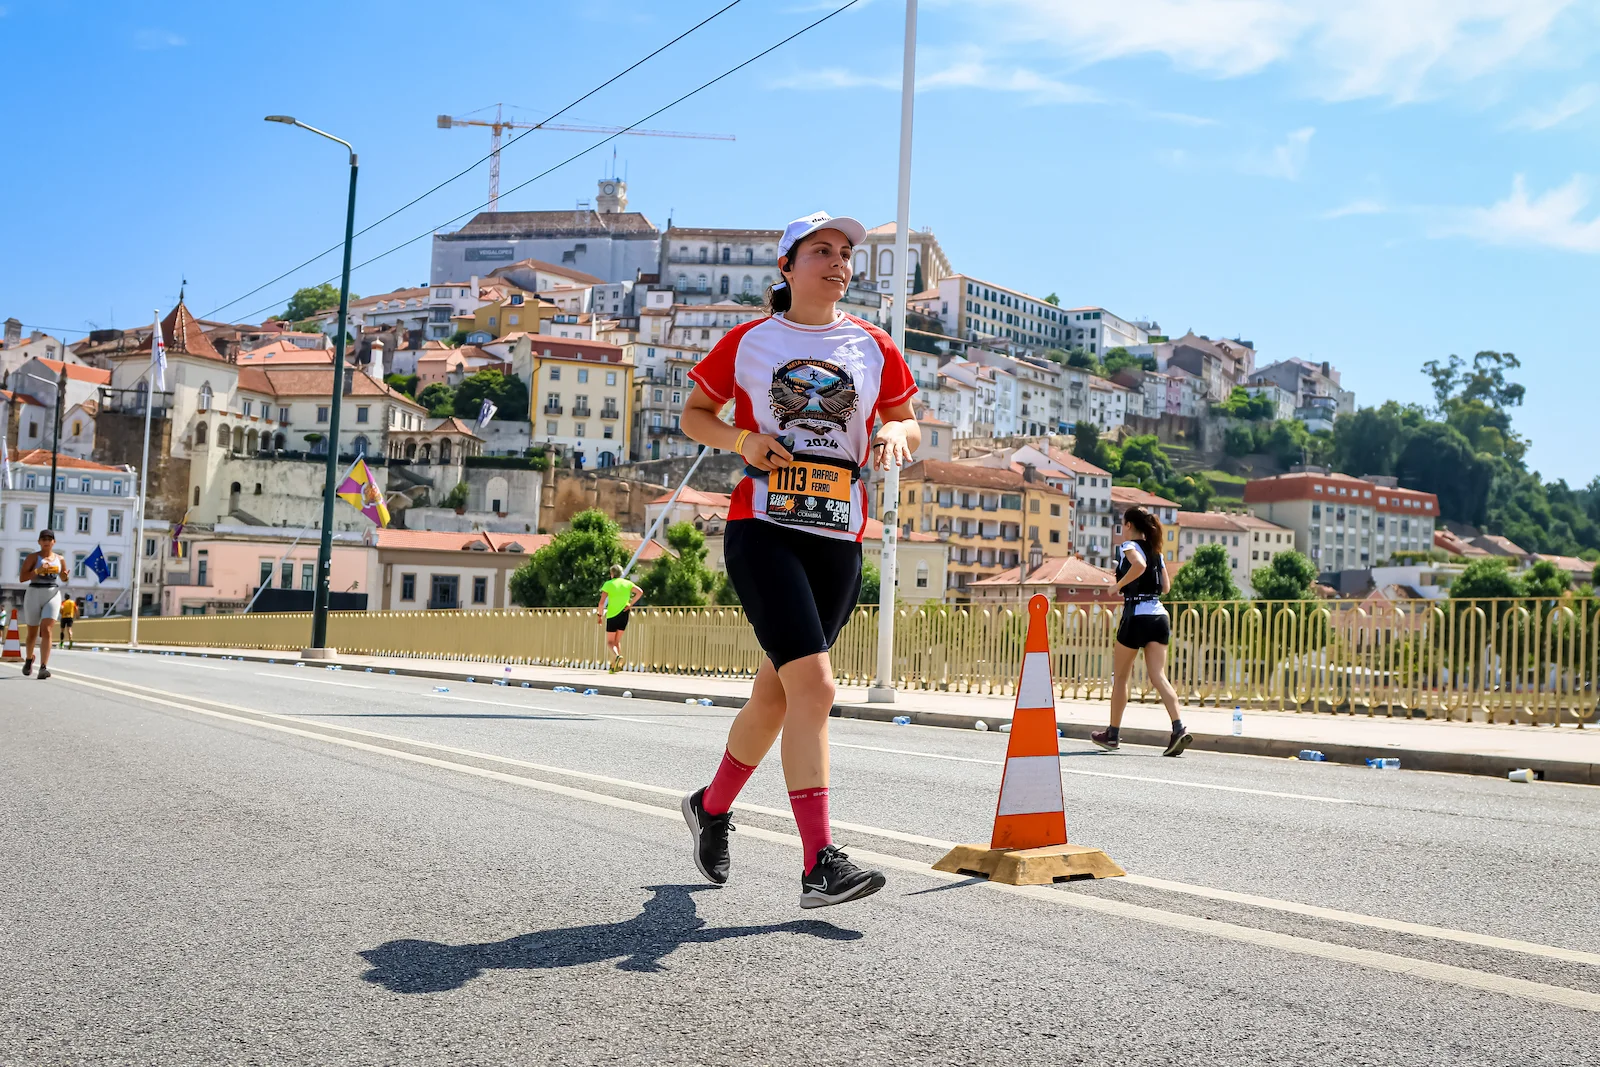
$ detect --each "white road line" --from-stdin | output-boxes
[832,741,1354,805]
[432,693,689,728]
[131,658,229,671]
[249,671,379,691]
[55,669,1600,1014]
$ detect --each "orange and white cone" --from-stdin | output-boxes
[2,608,21,661]
[933,594,1125,885]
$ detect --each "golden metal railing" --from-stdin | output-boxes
[71,596,1599,725]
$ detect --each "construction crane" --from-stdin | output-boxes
[437,103,735,211]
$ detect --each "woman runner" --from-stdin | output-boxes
[678,210,920,909]
[20,530,66,680]
[1092,507,1193,757]
[597,564,643,672]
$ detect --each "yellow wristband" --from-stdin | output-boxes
[734,428,751,454]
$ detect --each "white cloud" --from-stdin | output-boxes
[770,55,1098,106]
[134,29,186,50]
[1242,126,1314,180]
[1509,83,1600,129]
[769,68,897,90]
[1320,198,1387,219]
[955,0,1581,104]
[1435,174,1600,252]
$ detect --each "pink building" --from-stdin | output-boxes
[164,532,375,615]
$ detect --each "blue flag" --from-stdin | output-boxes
[85,545,111,583]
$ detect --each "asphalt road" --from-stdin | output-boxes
[3,648,1598,1066]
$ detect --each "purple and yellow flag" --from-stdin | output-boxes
[336,456,390,528]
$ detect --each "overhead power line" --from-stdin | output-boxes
[230,0,864,326]
[205,0,746,320]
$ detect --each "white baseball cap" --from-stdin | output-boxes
[777,210,867,258]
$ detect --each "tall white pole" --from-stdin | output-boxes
[128,310,157,645]
[869,0,917,703]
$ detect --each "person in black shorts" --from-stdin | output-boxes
[676,210,920,909]
[1091,506,1192,757]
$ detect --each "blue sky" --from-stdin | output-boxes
[6,0,1600,485]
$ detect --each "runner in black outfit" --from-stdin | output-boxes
[1091,506,1192,757]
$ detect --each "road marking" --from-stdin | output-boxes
[133,658,229,671]
[54,670,1600,1014]
[252,671,379,691]
[832,741,1354,805]
[432,693,690,728]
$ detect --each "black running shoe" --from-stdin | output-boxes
[22,657,33,676]
[799,845,886,910]
[681,786,734,885]
[37,667,50,680]
[1090,728,1118,751]
[1162,729,1193,757]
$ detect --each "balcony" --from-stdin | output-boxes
[600,407,620,420]
[572,405,592,418]
[543,403,563,415]
[672,282,714,294]
[668,253,778,266]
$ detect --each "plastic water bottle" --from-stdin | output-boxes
[974,720,989,732]
[433,686,450,693]
[522,682,531,688]
[892,715,911,726]
[582,688,599,696]
[1232,706,1243,736]
[1297,750,1326,762]
[1366,757,1401,770]
[622,690,632,698]
[698,697,714,706]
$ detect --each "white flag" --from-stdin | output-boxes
[0,435,10,490]
[151,314,167,391]
[476,397,498,428]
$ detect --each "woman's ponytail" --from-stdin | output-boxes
[767,256,793,315]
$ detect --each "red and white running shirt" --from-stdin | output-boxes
[689,312,917,543]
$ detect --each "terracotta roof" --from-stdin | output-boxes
[1111,486,1179,509]
[15,449,130,472]
[860,517,939,542]
[377,529,530,553]
[651,487,733,508]
[520,533,669,561]
[234,367,424,409]
[350,287,430,310]
[1176,511,1247,532]
[902,459,1067,495]
[1243,471,1438,514]
[1045,447,1112,478]
[454,209,658,238]
[153,299,222,361]
[490,258,605,287]
[427,416,482,438]
[1535,553,1594,576]
[1473,534,1527,557]
[35,358,112,385]
[234,340,334,365]
[970,556,1116,588]
[1434,529,1488,557]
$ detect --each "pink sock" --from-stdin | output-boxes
[788,787,832,871]
[702,749,757,815]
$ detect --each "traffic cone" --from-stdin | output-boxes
[2,608,21,661]
[933,595,1125,885]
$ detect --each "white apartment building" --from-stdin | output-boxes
[938,359,996,436]
[1062,307,1147,357]
[1003,443,1116,567]
[855,223,953,295]
[0,452,138,616]
[969,351,1065,435]
[932,275,1068,353]
[1086,377,1131,432]
[423,280,485,340]
[1242,382,1297,421]
[666,303,764,350]
[1174,511,1293,593]
[660,226,782,303]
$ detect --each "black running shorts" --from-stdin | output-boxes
[725,518,863,669]
[1116,609,1170,650]
[605,609,630,633]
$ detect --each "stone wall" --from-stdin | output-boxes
[93,412,191,522]
[597,451,746,494]
[540,470,668,533]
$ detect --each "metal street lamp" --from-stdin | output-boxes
[265,115,358,656]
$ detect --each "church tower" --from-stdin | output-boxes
[596,177,627,214]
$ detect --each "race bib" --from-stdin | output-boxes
[765,460,853,533]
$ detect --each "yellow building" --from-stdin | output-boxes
[529,339,634,469]
[455,281,555,340]
[887,459,1073,600]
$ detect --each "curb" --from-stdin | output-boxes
[91,646,1598,786]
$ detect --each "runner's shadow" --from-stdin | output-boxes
[358,884,862,994]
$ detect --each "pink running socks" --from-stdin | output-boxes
[702,749,757,816]
[788,787,832,871]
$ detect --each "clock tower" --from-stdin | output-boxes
[596,178,627,214]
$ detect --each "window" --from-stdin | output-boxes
[317,406,329,423]
[76,510,91,533]
[198,383,213,411]
[52,508,65,530]
[279,406,290,423]
[260,561,274,588]
[282,561,294,589]
[578,369,589,383]
[146,537,157,557]
[301,563,315,591]
[1049,503,1061,517]
[73,553,87,578]
[550,366,561,380]
[654,389,663,402]
[472,576,488,604]
[606,372,616,386]
[197,558,208,586]
[113,479,123,495]
[78,478,90,494]
[242,401,253,418]
[401,573,416,601]
[356,407,370,424]
[1029,499,1039,513]
[575,423,585,437]
[546,420,559,435]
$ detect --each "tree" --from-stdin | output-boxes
[445,329,470,348]
[1102,347,1155,377]
[1260,419,1312,468]
[711,571,740,606]
[1224,425,1256,457]
[1214,386,1275,421]
[1523,559,1571,600]
[282,283,350,324]
[905,311,945,355]
[455,368,530,422]
[912,262,925,296]
[441,482,469,509]
[1328,401,1427,478]
[1250,550,1316,600]
[509,509,628,607]
[637,522,715,606]
[418,383,455,418]
[384,373,419,398]
[858,560,881,605]
[1044,293,1060,306]
[1449,557,1524,600]
[1166,543,1240,602]
[1064,348,1099,370]
[1395,422,1493,527]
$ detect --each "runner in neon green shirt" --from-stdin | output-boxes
[597,565,643,672]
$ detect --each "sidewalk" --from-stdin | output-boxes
[90,643,1600,785]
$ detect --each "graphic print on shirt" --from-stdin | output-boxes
[770,357,859,436]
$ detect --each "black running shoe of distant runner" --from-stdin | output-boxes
[1162,728,1193,757]
[681,786,734,885]
[37,667,50,680]
[1090,728,1118,751]
[22,656,33,676]
[799,845,886,910]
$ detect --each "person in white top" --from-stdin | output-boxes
[677,210,920,910]
[1091,506,1192,757]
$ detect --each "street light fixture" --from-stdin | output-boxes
[265,115,358,656]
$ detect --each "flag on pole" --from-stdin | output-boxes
[151,314,167,391]
[336,455,390,528]
[84,545,112,583]
[0,435,11,490]
[171,507,190,557]
[476,397,498,428]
